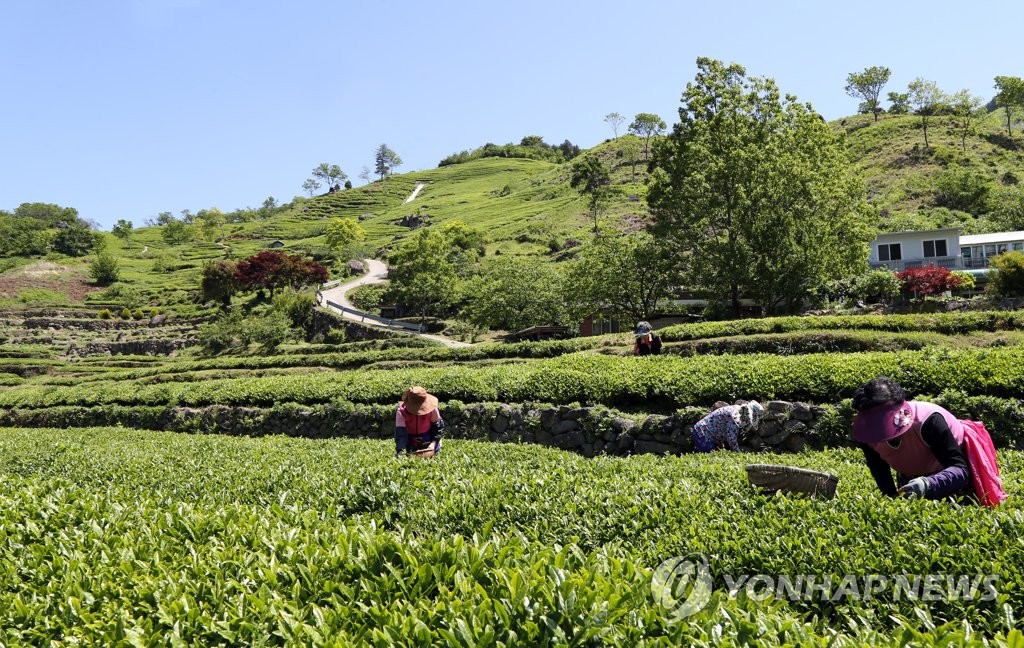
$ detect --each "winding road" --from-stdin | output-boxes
[319,259,470,348]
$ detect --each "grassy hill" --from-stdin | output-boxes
[3,109,1024,311]
[0,136,657,309]
[837,108,1024,232]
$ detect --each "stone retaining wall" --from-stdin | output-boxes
[1,399,839,455]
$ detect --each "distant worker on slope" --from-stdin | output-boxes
[633,321,662,356]
[851,377,1005,507]
[394,386,445,459]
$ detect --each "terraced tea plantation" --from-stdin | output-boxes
[2,308,1024,644]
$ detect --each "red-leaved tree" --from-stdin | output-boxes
[235,251,328,295]
[896,264,964,298]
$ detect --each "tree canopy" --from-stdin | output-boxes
[628,113,666,159]
[648,57,874,316]
[995,75,1024,138]
[460,257,566,332]
[324,217,366,253]
[564,232,682,323]
[235,251,328,296]
[845,66,891,121]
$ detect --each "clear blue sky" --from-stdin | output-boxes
[2,1,1021,230]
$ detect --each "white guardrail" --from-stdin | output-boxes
[322,299,424,333]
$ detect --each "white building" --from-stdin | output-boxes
[869,228,1024,275]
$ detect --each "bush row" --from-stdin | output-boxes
[5,347,1024,413]
[0,427,1020,642]
[3,392,1023,450]
[659,310,1024,341]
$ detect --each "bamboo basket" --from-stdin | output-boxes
[745,464,839,499]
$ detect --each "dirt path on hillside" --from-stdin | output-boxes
[403,182,426,204]
[319,259,470,348]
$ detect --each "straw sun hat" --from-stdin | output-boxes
[401,386,438,415]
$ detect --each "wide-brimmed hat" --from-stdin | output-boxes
[402,386,438,415]
[852,400,913,444]
[634,321,654,337]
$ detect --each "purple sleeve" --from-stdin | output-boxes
[920,412,971,499]
[924,466,970,499]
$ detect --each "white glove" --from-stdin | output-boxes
[899,477,928,499]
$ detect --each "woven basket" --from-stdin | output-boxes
[745,464,839,499]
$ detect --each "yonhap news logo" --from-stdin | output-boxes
[651,554,998,620]
[650,555,714,621]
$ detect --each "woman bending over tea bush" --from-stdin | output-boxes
[851,377,1005,507]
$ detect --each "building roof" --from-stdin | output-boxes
[875,227,961,239]
[960,231,1024,246]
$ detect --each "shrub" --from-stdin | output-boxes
[120,308,132,319]
[324,328,347,345]
[271,290,316,332]
[933,165,993,214]
[97,309,111,319]
[896,264,963,297]
[852,269,901,304]
[102,283,145,310]
[348,284,387,313]
[132,308,146,320]
[949,270,977,292]
[246,311,292,352]
[987,250,1024,297]
[88,253,120,285]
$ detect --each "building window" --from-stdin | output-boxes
[1014,242,1023,251]
[878,243,902,262]
[923,239,947,257]
[985,245,997,257]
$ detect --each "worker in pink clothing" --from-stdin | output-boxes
[394,386,445,459]
[851,377,1005,507]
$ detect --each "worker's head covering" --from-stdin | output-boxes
[401,386,438,415]
[731,400,765,431]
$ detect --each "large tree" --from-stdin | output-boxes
[628,113,666,159]
[302,178,321,197]
[907,78,945,148]
[0,213,51,256]
[201,259,240,308]
[620,136,642,182]
[235,251,327,296]
[111,219,133,248]
[845,66,891,121]
[324,217,366,253]
[14,202,80,228]
[948,89,985,152]
[375,144,402,179]
[647,57,874,316]
[564,232,683,323]
[604,112,626,138]
[52,225,95,257]
[311,163,347,190]
[460,257,566,332]
[386,229,459,319]
[569,155,614,233]
[994,75,1024,138]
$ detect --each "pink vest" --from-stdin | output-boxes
[871,401,964,477]
[397,404,433,436]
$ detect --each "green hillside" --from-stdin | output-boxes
[0,137,656,309]
[837,109,1024,232]
[3,109,1024,311]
